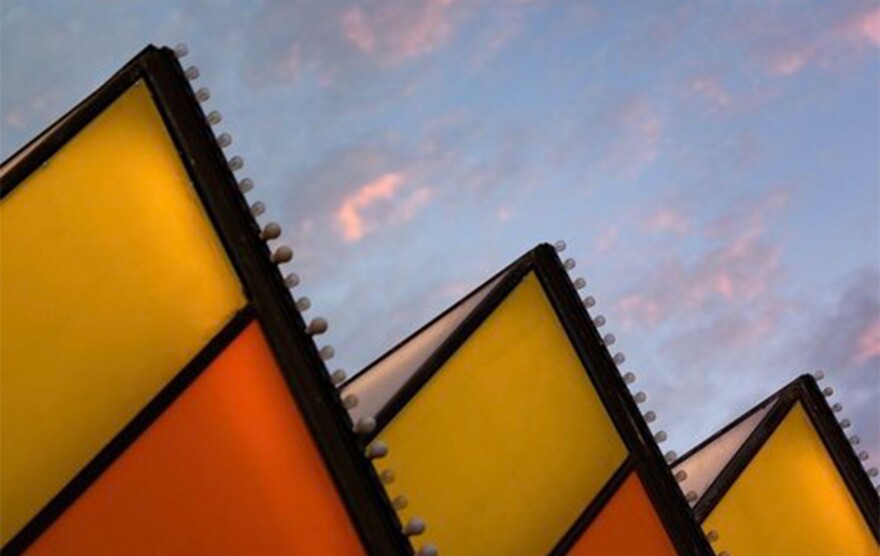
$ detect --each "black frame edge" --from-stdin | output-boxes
[530,243,713,556]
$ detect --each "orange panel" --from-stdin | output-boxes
[567,471,677,556]
[28,321,364,556]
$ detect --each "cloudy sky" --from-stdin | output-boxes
[3,0,878,460]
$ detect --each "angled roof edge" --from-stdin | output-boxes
[368,251,534,436]
[689,374,879,539]
[0,45,411,556]
[340,260,518,423]
[367,242,713,555]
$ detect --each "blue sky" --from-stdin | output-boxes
[3,0,878,460]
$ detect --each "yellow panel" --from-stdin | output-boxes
[0,81,246,543]
[377,273,627,556]
[703,403,877,556]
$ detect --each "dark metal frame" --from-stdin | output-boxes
[675,375,879,540]
[358,243,714,555]
[1,45,409,556]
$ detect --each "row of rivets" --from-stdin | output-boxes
[177,42,340,389]
[365,440,439,554]
[814,371,878,487]
[557,239,667,453]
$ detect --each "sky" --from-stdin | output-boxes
[2,0,879,462]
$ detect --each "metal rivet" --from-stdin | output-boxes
[330,369,347,385]
[392,495,409,510]
[593,315,606,327]
[840,418,852,429]
[573,277,587,289]
[813,370,825,380]
[271,246,293,264]
[296,297,311,311]
[251,201,265,216]
[832,403,843,412]
[238,177,253,192]
[859,451,869,461]
[623,372,636,384]
[342,394,358,409]
[643,410,657,423]
[207,110,222,125]
[217,132,232,148]
[354,417,377,435]
[379,469,395,484]
[613,352,626,364]
[850,435,861,445]
[868,468,878,478]
[583,296,596,308]
[417,545,438,556]
[665,451,677,463]
[184,66,200,80]
[320,345,335,360]
[195,87,210,102]
[284,273,300,289]
[403,518,426,536]
[686,491,698,503]
[706,530,719,543]
[261,222,282,240]
[564,258,576,270]
[654,430,668,443]
[822,386,834,397]
[554,240,566,252]
[633,391,647,403]
[603,333,616,346]
[174,43,189,57]
[228,155,244,171]
[306,317,328,335]
[675,470,688,482]
[366,441,388,459]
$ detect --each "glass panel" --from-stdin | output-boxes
[567,471,676,555]
[342,270,508,423]
[28,322,364,555]
[703,403,876,556]
[376,273,628,556]
[1,81,246,544]
[672,400,777,503]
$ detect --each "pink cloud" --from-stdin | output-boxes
[769,50,811,76]
[849,7,880,46]
[393,187,433,222]
[595,226,619,253]
[341,8,376,53]
[854,321,880,365]
[615,190,788,329]
[336,172,405,242]
[338,0,460,64]
[644,207,689,235]
[690,76,733,108]
[617,294,664,328]
[396,0,457,61]
[335,173,433,242]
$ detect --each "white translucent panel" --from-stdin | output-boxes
[342,270,509,424]
[673,398,778,503]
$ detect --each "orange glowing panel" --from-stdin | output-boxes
[567,472,677,556]
[27,321,364,556]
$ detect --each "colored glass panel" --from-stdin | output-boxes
[703,403,876,556]
[343,270,508,423]
[673,399,777,503]
[377,272,628,556]
[0,80,246,543]
[567,471,677,555]
[27,321,364,555]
